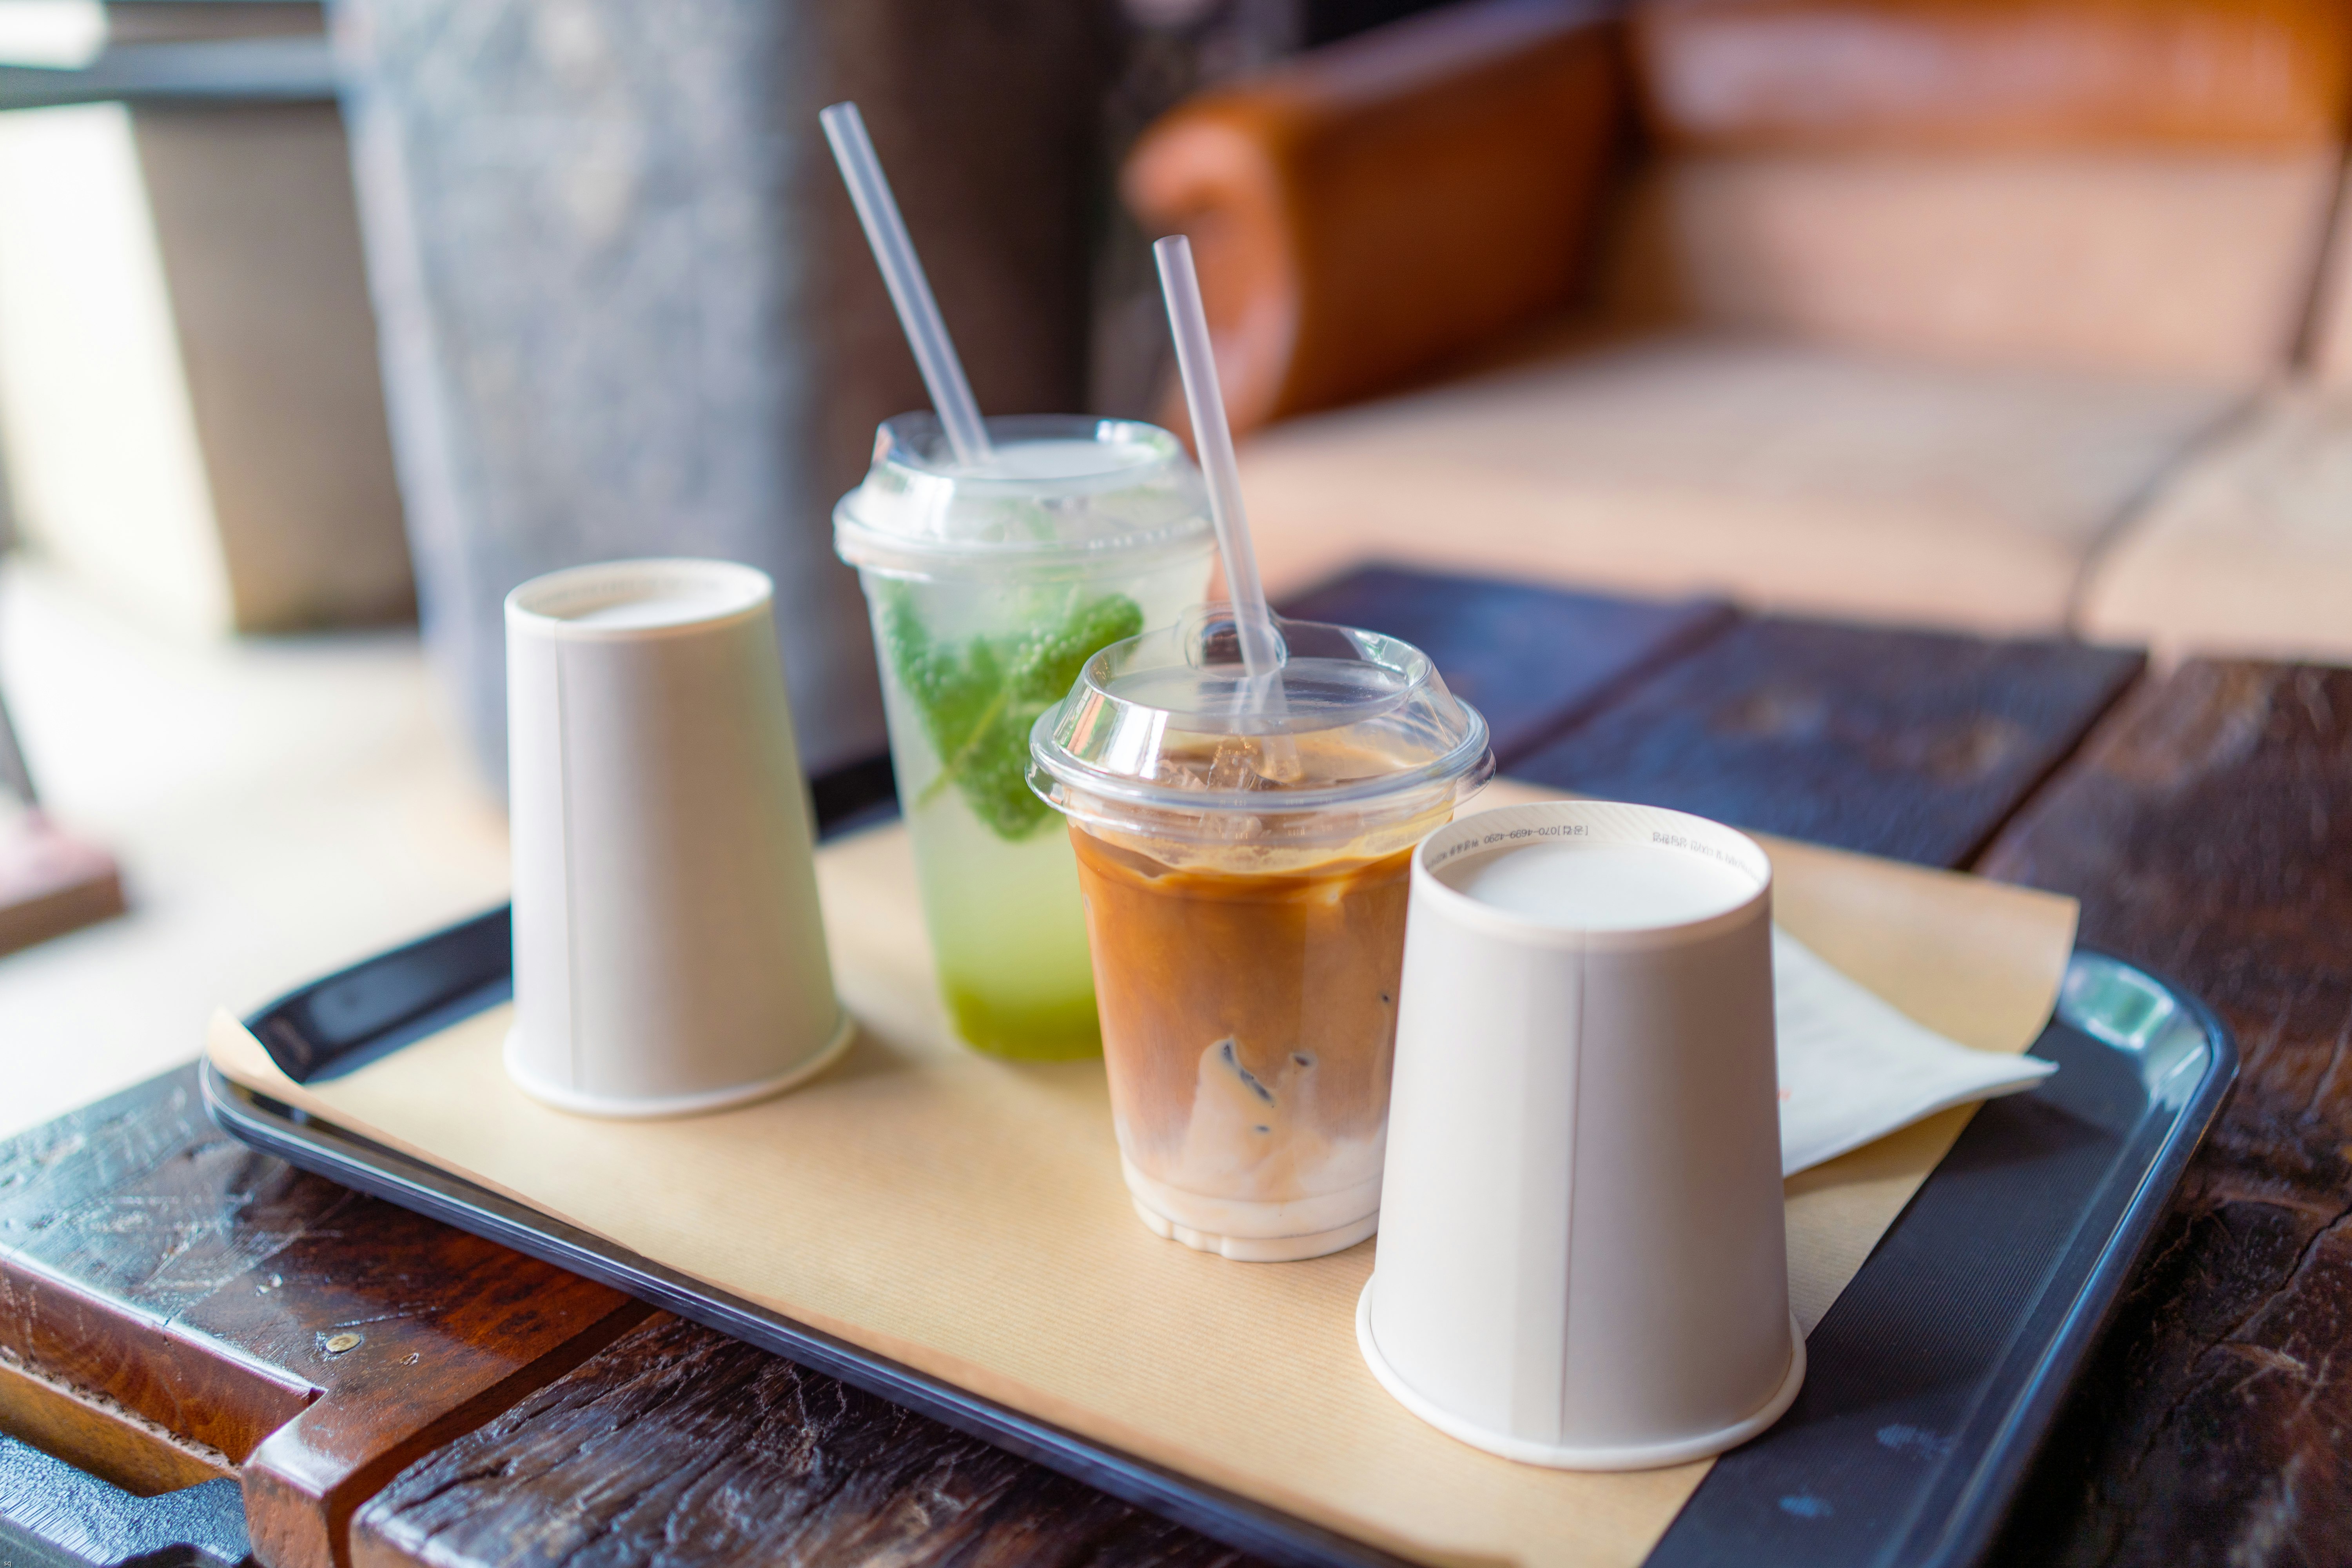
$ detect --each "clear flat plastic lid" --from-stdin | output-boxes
[834,414,1212,576]
[1028,609,1492,838]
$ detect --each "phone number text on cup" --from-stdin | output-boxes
[1428,821,1592,869]
[1650,829,1748,869]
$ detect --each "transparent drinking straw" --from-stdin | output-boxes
[820,102,993,469]
[1154,234,1283,691]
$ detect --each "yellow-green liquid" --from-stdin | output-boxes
[860,554,1210,1060]
[942,978,1103,1060]
[906,775,1103,1060]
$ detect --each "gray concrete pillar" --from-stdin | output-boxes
[335,0,1112,780]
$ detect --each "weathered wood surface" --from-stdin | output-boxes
[1278,564,1733,766]
[0,1065,649,1568]
[0,1352,233,1499]
[1514,615,2145,866]
[352,1313,1247,1568]
[1976,661,2352,1568]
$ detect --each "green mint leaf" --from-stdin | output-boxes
[881,586,1144,840]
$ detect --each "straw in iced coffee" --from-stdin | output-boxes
[999,238,1496,1259]
[1152,236,1297,776]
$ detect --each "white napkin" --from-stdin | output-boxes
[1774,928,2056,1176]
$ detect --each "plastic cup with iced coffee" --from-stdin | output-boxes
[1027,610,1493,1258]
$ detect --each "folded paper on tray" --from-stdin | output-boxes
[205,778,2078,1568]
[1775,927,2056,1175]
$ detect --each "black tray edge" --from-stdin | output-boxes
[197,1060,1413,1568]
[203,939,2239,1568]
[1919,958,2236,1566]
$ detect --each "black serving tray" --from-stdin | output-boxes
[204,909,2231,1568]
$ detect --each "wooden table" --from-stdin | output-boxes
[4,566,2347,1568]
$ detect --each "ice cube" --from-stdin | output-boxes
[1206,736,1270,791]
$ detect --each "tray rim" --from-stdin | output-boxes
[198,1060,1402,1568]
[1894,955,2234,1566]
[206,928,2235,1568]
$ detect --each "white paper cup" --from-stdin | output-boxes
[504,559,852,1118]
[1359,799,1802,1469]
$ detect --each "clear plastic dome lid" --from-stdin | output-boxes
[834,413,1213,578]
[1028,608,1493,850]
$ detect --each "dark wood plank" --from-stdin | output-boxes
[1975,661,2352,1568]
[1511,615,2145,866]
[0,1354,234,1499]
[1276,563,1733,766]
[0,1065,650,1568]
[352,1313,1250,1568]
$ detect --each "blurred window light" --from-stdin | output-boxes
[0,103,233,635]
[0,0,106,68]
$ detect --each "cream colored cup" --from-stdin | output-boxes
[504,559,851,1117]
[1360,799,1802,1469]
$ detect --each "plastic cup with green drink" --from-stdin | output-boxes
[835,416,1212,1056]
[817,103,1216,1056]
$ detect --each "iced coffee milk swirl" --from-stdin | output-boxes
[1074,832,1412,1236]
[1068,733,1450,1250]
[1028,610,1492,1259]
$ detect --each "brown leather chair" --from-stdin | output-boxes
[1124,0,2352,659]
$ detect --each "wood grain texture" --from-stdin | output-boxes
[0,1065,650,1568]
[1277,564,1734,766]
[1512,615,2144,866]
[1975,661,2352,1568]
[0,1354,234,1498]
[352,1313,1250,1568]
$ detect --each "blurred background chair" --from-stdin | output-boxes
[1125,0,2352,664]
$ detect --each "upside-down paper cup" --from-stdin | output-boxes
[1359,799,1803,1469]
[504,559,852,1118]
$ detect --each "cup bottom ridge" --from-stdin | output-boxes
[1354,1275,1807,1470]
[503,1010,857,1120]
[1120,1153,1381,1261]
